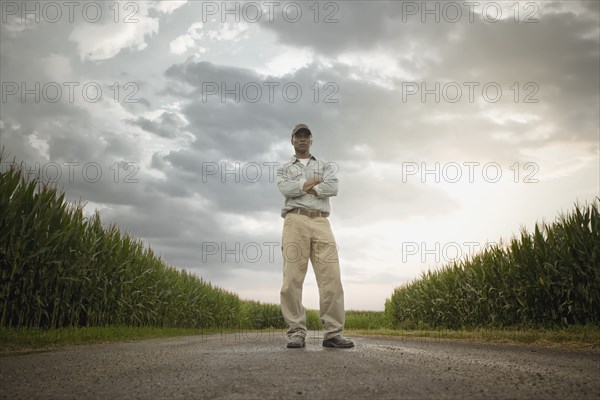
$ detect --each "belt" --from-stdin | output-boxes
[288,208,329,218]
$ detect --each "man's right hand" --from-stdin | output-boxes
[303,178,323,193]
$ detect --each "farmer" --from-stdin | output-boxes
[276,123,354,349]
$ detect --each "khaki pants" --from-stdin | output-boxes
[280,213,345,340]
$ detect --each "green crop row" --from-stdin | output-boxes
[386,200,600,328]
[0,155,281,330]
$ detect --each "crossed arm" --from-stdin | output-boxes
[302,178,323,196]
[277,162,338,199]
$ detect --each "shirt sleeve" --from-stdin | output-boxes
[277,164,307,198]
[314,161,338,198]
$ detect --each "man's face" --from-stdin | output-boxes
[292,130,312,153]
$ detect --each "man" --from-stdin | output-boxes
[276,123,354,349]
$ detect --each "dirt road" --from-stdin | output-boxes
[1,333,599,399]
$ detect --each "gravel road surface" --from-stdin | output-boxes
[1,333,599,399]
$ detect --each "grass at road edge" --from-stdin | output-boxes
[2,326,599,355]
[0,326,228,356]
[346,326,600,350]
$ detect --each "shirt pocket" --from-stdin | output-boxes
[307,163,323,181]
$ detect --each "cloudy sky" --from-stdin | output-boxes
[1,1,598,310]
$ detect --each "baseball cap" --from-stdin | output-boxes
[292,123,312,137]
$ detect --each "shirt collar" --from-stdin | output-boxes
[290,154,317,163]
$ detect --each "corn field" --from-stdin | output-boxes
[386,200,600,329]
[0,155,284,330]
[344,311,391,330]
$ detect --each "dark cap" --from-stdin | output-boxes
[292,123,312,137]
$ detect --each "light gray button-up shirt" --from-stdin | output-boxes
[276,155,339,217]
